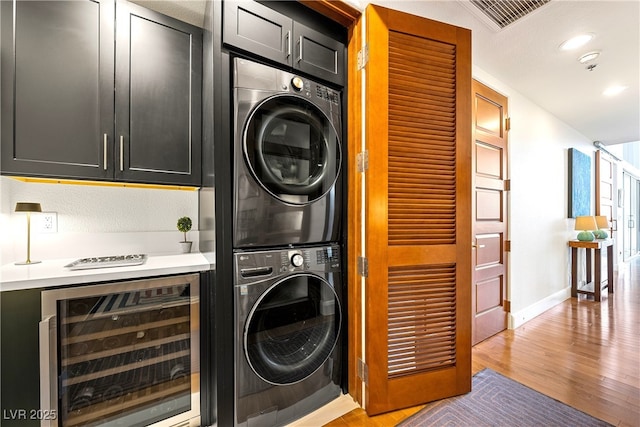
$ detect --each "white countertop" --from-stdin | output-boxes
[0,252,214,292]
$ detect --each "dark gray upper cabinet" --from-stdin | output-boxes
[1,0,202,187]
[223,0,345,86]
[116,1,202,186]
[292,21,344,86]
[223,0,292,66]
[1,0,114,180]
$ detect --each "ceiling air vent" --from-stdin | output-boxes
[465,0,552,30]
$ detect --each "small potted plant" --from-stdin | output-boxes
[177,216,193,253]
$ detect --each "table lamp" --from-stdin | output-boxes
[594,215,609,239]
[574,216,597,241]
[15,202,42,265]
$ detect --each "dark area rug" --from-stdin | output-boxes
[397,369,612,427]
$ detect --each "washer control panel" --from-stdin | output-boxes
[235,245,341,284]
[283,73,340,106]
[280,245,340,272]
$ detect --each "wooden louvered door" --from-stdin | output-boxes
[361,4,472,415]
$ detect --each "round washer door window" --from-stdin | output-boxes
[244,274,341,385]
[244,95,341,204]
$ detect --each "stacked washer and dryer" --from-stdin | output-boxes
[231,58,345,426]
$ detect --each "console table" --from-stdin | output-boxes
[568,239,614,301]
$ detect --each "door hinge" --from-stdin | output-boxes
[505,240,511,252]
[357,150,369,172]
[357,44,369,70]
[504,179,511,191]
[505,117,511,131]
[358,256,368,277]
[357,358,369,385]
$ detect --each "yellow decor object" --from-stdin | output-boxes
[9,176,198,191]
[574,216,597,241]
[594,215,609,239]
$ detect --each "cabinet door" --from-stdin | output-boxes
[1,0,114,180]
[115,1,202,186]
[293,22,345,86]
[222,0,293,67]
[0,289,42,427]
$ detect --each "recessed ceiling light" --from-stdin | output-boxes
[603,85,628,96]
[559,34,594,51]
[578,51,600,63]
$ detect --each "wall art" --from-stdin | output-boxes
[568,148,591,218]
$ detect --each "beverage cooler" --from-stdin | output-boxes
[40,274,201,427]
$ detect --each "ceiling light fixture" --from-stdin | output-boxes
[559,34,594,50]
[578,51,600,63]
[603,85,628,96]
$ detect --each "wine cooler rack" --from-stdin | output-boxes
[41,273,201,427]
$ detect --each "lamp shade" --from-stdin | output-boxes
[575,216,596,231]
[594,215,610,239]
[595,215,609,229]
[15,202,42,213]
[575,216,597,241]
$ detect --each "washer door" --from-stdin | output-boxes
[244,274,341,385]
[244,95,341,204]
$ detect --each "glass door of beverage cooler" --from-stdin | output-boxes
[40,273,201,427]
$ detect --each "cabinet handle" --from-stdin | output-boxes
[286,31,291,58]
[119,136,124,171]
[297,36,303,63]
[103,134,108,170]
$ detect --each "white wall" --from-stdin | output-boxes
[0,177,200,265]
[472,69,596,327]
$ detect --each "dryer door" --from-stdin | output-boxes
[244,94,341,205]
[244,273,341,385]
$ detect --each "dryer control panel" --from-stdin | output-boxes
[235,245,341,285]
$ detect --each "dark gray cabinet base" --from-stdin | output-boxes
[0,289,41,427]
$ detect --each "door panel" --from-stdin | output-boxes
[476,189,503,220]
[623,173,639,259]
[222,0,292,67]
[115,0,202,185]
[472,80,509,345]
[476,234,502,266]
[1,0,114,180]
[596,150,616,236]
[362,4,472,415]
[294,21,345,85]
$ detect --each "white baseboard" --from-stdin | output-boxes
[509,287,571,329]
[286,394,360,426]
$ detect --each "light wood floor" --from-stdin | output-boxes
[324,257,640,427]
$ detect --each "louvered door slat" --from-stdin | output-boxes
[387,26,457,246]
[387,263,457,378]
